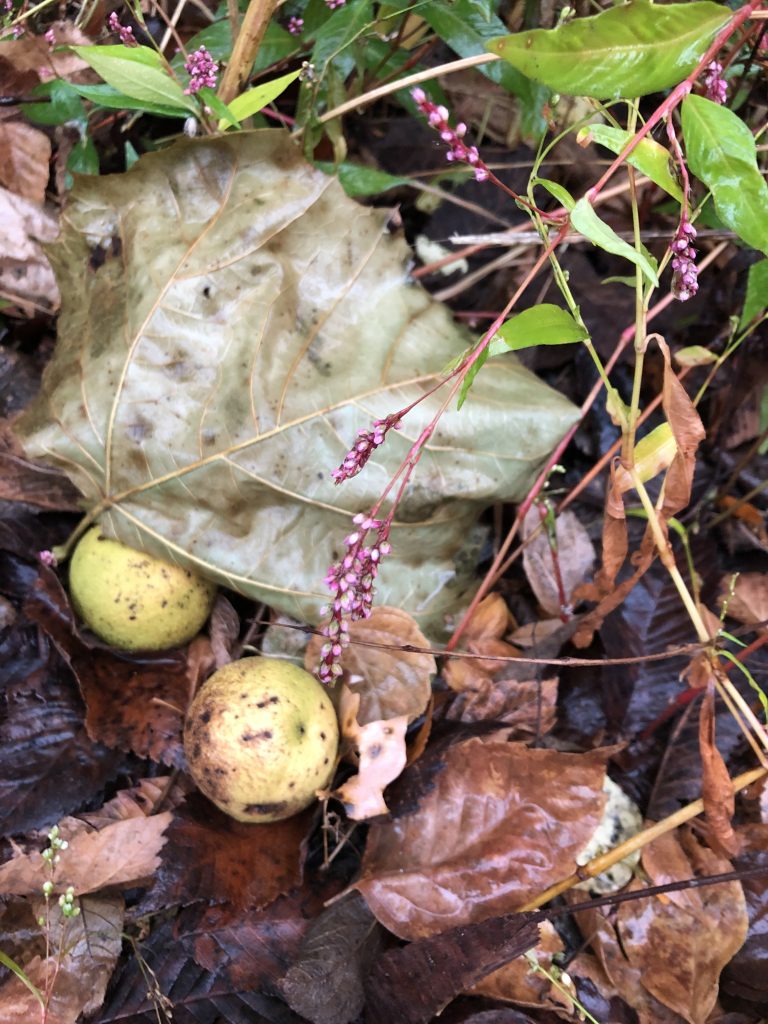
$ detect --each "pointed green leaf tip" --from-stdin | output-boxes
[489,1,731,99]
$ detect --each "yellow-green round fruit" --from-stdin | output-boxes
[183,657,339,823]
[69,527,216,651]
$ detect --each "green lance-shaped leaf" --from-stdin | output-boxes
[682,95,768,257]
[577,125,683,201]
[488,1,731,100]
[458,305,589,409]
[17,132,578,637]
[570,198,659,285]
[222,69,301,127]
[71,44,196,114]
[739,259,768,329]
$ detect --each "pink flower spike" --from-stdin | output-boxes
[184,44,218,94]
[107,11,136,46]
[287,15,303,34]
[410,87,490,183]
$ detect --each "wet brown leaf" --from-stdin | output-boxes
[209,593,240,667]
[521,506,595,617]
[306,606,434,725]
[0,185,59,313]
[0,421,82,509]
[25,566,193,767]
[721,823,768,1001]
[658,336,706,520]
[578,830,748,1024]
[0,812,170,896]
[470,920,574,1015]
[0,122,51,204]
[140,793,308,913]
[364,910,542,1024]
[356,738,609,939]
[0,895,123,1024]
[330,687,408,820]
[443,594,520,695]
[0,24,90,81]
[445,676,558,739]
[279,891,384,1024]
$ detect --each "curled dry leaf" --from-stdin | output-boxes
[521,505,595,617]
[356,738,609,939]
[0,122,51,205]
[0,895,124,1024]
[698,684,737,857]
[0,186,59,313]
[443,593,519,694]
[329,688,408,820]
[305,605,434,725]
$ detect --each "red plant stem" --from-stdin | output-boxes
[587,0,765,204]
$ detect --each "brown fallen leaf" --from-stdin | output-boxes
[573,829,747,1024]
[721,823,768,1002]
[719,571,768,631]
[444,594,520,695]
[25,566,194,767]
[0,122,51,204]
[0,24,90,81]
[445,676,558,739]
[0,185,59,313]
[0,895,123,1024]
[279,891,385,1024]
[305,605,434,725]
[356,738,609,939]
[698,683,738,857]
[363,909,542,1024]
[139,793,309,913]
[521,505,595,617]
[0,813,171,896]
[470,919,575,1015]
[329,687,408,820]
[0,420,82,509]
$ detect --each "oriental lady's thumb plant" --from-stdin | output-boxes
[317,0,768,799]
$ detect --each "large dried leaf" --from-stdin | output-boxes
[0,122,51,205]
[521,506,595,617]
[356,738,608,939]
[18,131,577,635]
[0,185,59,313]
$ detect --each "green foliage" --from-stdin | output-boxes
[224,69,301,125]
[682,94,768,256]
[458,305,589,409]
[739,259,768,329]
[489,1,731,99]
[71,44,196,114]
[570,198,658,285]
[577,125,683,201]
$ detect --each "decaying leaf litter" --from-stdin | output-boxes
[1,1,768,1023]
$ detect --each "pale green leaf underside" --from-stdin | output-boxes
[578,124,683,202]
[18,132,578,635]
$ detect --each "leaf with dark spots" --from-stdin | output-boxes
[279,891,384,1024]
[0,666,125,834]
[139,793,309,914]
[363,910,541,1024]
[24,566,192,767]
[94,917,307,1024]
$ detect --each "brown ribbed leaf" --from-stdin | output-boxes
[17,131,577,635]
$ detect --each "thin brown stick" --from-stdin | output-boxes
[218,0,280,104]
